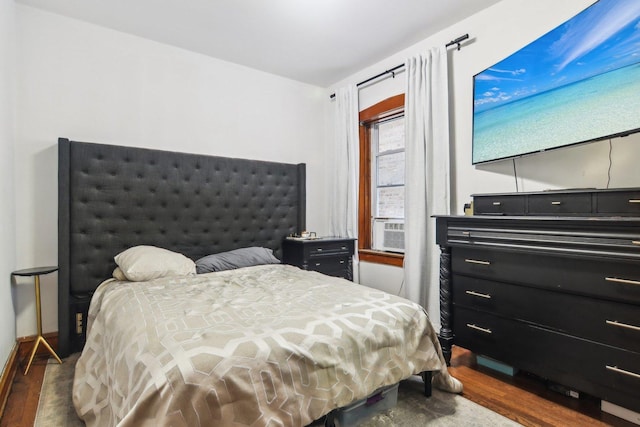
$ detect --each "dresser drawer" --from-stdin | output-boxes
[452,247,640,305]
[304,256,352,279]
[454,307,640,411]
[520,325,640,412]
[473,195,526,215]
[453,307,520,363]
[527,193,592,215]
[596,190,640,216]
[304,240,354,258]
[453,275,640,353]
[471,188,640,216]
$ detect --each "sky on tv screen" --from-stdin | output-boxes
[472,0,640,164]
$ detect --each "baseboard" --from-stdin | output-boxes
[601,400,640,425]
[0,342,19,420]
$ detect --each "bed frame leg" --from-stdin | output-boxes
[421,371,433,397]
[324,411,337,427]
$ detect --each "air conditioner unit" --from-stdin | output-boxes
[372,219,405,253]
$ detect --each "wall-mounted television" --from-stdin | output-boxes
[472,0,640,164]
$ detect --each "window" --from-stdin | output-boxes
[373,117,405,219]
[358,94,405,266]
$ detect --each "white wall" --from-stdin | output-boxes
[14,5,328,338]
[0,0,17,371]
[329,0,640,321]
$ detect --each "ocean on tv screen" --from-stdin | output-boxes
[472,0,640,164]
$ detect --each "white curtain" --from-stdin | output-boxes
[330,85,359,239]
[404,47,451,328]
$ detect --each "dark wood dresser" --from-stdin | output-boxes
[436,188,640,414]
[282,237,356,280]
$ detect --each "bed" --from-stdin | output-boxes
[58,138,461,427]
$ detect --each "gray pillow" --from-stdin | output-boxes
[195,247,280,274]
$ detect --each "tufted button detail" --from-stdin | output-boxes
[66,142,304,295]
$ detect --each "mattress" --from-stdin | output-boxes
[73,264,461,426]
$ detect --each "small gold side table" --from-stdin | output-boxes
[12,266,62,375]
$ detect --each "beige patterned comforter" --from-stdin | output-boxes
[73,264,461,427]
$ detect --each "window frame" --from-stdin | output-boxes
[358,94,405,267]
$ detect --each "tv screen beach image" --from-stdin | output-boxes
[472,0,640,164]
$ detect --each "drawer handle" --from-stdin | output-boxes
[315,263,321,266]
[632,241,640,245]
[492,201,501,206]
[551,201,562,205]
[606,365,640,380]
[341,246,347,250]
[606,320,640,332]
[466,323,492,334]
[465,290,492,299]
[316,248,323,252]
[629,199,640,204]
[465,259,491,266]
[462,231,470,236]
[605,277,640,286]
[339,260,345,264]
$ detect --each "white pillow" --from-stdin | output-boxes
[114,245,196,281]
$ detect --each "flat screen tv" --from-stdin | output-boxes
[472,0,640,164]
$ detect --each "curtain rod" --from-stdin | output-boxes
[329,33,469,99]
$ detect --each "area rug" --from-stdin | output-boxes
[35,354,522,426]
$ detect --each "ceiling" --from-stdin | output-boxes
[16,0,502,87]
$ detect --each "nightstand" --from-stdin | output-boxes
[282,237,356,280]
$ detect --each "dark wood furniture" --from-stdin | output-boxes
[436,188,640,415]
[282,237,356,280]
[472,187,640,216]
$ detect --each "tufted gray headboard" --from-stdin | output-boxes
[58,138,305,356]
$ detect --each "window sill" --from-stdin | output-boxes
[358,249,404,267]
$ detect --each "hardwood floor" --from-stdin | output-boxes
[0,345,635,426]
[0,354,47,427]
